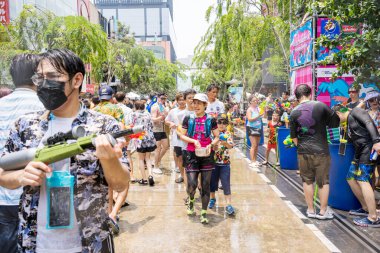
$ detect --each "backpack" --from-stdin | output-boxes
[187,114,213,138]
[146,96,157,113]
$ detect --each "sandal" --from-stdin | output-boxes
[138,179,148,185]
[131,178,137,183]
[107,217,120,235]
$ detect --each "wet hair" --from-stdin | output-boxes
[175,92,184,101]
[206,84,220,92]
[157,92,167,97]
[225,103,232,111]
[115,91,126,103]
[83,99,91,109]
[294,84,311,100]
[134,100,145,111]
[283,91,290,96]
[10,53,41,87]
[40,49,85,90]
[92,96,100,105]
[184,88,196,99]
[272,110,281,116]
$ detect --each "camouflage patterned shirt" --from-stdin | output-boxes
[1,105,127,253]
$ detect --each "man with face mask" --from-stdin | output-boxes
[0,49,130,253]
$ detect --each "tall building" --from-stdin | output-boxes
[94,0,177,63]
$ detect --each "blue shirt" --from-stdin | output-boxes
[0,88,44,206]
[246,107,262,129]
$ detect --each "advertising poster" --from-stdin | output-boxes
[228,86,243,103]
[290,65,313,97]
[0,0,9,24]
[317,18,360,61]
[290,20,313,68]
[317,66,354,107]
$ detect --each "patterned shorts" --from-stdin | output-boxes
[347,162,374,182]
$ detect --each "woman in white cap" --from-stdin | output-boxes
[179,93,220,224]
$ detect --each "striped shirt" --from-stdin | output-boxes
[0,88,44,205]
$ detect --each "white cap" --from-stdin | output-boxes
[193,93,208,103]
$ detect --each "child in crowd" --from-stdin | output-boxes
[209,114,235,215]
[263,110,281,165]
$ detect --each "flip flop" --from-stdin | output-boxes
[107,217,120,235]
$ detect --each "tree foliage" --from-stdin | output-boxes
[315,0,380,86]
[0,5,185,95]
[193,0,290,98]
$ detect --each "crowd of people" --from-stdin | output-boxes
[0,49,379,253]
[0,49,242,253]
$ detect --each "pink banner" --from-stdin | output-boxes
[290,65,313,97]
[317,66,354,107]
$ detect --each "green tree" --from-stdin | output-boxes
[315,0,380,86]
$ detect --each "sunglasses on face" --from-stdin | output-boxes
[349,91,358,94]
[368,98,378,103]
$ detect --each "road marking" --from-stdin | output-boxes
[269,185,285,198]
[284,200,307,219]
[258,173,271,183]
[305,224,341,253]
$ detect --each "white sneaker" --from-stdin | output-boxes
[152,168,163,174]
[316,208,334,220]
[275,162,280,166]
[255,161,262,166]
[175,167,180,173]
[306,210,317,219]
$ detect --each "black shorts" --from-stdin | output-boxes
[246,126,261,137]
[184,151,215,172]
[174,146,183,157]
[101,234,115,253]
[0,206,18,253]
[137,145,157,153]
[154,132,167,141]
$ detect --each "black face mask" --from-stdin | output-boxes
[37,79,69,111]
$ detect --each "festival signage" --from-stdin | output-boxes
[317,18,360,61]
[317,66,354,107]
[0,0,9,25]
[290,20,313,68]
[290,65,313,97]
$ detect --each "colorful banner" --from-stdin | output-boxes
[228,86,243,103]
[290,65,313,97]
[290,20,313,68]
[0,0,9,25]
[317,66,354,107]
[317,18,360,61]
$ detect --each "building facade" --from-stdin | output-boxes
[94,0,177,63]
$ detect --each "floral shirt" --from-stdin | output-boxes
[129,110,156,149]
[94,101,124,125]
[214,130,234,164]
[268,121,282,145]
[368,109,380,133]
[1,105,128,253]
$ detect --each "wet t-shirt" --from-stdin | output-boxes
[289,101,339,154]
[182,114,217,152]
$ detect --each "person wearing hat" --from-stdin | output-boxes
[208,113,235,215]
[347,86,361,109]
[94,85,128,234]
[332,103,380,227]
[179,93,220,224]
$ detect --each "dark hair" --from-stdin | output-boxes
[175,92,184,101]
[10,53,40,87]
[294,84,311,100]
[183,88,196,99]
[332,104,349,113]
[273,110,281,116]
[206,84,220,92]
[83,99,91,109]
[225,103,232,111]
[40,49,85,90]
[92,96,100,105]
[115,91,126,103]
[134,100,145,111]
[283,91,290,96]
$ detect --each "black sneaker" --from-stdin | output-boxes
[148,176,155,186]
[138,179,148,185]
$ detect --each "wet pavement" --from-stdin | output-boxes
[114,149,331,253]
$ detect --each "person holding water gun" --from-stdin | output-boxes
[209,114,235,215]
[263,110,282,165]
